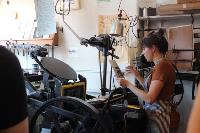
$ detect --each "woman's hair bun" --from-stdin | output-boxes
[157,28,165,36]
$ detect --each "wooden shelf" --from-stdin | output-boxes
[0,33,58,46]
[139,13,200,21]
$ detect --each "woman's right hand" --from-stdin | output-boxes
[125,65,139,77]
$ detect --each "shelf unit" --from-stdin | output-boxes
[0,33,58,57]
[139,13,200,21]
[0,33,58,46]
[138,13,200,71]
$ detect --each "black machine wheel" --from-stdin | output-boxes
[30,96,109,133]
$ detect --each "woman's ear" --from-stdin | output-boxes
[152,45,159,52]
[151,45,156,52]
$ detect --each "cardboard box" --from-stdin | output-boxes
[159,2,200,11]
[158,10,184,15]
[189,0,200,2]
[166,25,194,71]
[177,0,186,4]
[159,4,183,11]
[183,2,200,9]
[177,0,200,4]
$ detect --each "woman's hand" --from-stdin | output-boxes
[125,65,139,77]
[125,65,144,85]
[117,78,129,88]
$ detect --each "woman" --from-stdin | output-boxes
[118,29,176,133]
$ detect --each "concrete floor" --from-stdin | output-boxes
[177,80,198,133]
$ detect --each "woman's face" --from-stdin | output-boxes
[142,47,154,62]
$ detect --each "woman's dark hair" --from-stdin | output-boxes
[142,28,168,54]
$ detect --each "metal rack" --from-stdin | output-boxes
[138,13,200,65]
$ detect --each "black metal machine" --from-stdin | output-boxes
[26,46,146,133]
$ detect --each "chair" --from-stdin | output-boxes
[171,64,184,107]
[170,64,184,130]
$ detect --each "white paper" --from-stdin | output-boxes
[125,73,136,85]
[41,128,51,133]
[34,0,56,36]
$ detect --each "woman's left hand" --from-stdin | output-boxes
[117,78,129,88]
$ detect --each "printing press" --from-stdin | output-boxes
[25,43,146,133]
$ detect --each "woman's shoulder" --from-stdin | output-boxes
[153,60,175,74]
[155,59,172,68]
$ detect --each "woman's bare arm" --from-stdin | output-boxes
[187,84,200,133]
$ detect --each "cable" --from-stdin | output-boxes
[117,0,123,12]
[64,0,71,16]
[55,0,62,15]
[123,113,128,133]
[115,9,139,47]
[124,15,138,39]
[55,0,70,16]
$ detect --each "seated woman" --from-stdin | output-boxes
[0,46,28,133]
[117,29,176,133]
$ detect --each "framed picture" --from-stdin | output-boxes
[60,0,80,11]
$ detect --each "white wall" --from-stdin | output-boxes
[0,0,35,39]
[54,0,138,92]
[0,0,37,69]
[0,0,138,92]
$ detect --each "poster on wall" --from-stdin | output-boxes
[34,0,56,36]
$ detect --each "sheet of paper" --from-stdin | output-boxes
[41,128,51,133]
[125,73,136,85]
[34,0,56,36]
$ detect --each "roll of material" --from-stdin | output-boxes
[143,7,148,17]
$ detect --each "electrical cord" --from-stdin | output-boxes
[124,15,138,39]
[116,0,140,46]
[64,0,71,16]
[123,113,128,133]
[115,9,139,47]
[117,0,123,12]
[55,0,62,15]
[55,0,71,16]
